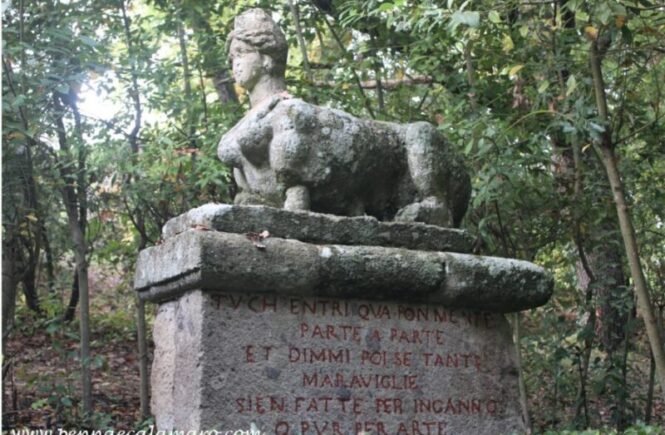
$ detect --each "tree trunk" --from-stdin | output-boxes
[120,1,151,418]
[2,238,19,337]
[19,139,44,315]
[211,70,237,105]
[590,40,665,402]
[547,5,631,423]
[21,265,41,314]
[644,304,662,423]
[64,270,79,323]
[41,225,55,293]
[13,0,43,314]
[512,313,532,432]
[597,144,665,402]
[551,2,628,356]
[572,238,595,429]
[645,349,655,423]
[575,240,628,353]
[53,93,93,419]
[289,0,312,81]
[464,42,478,111]
[66,208,93,420]
[175,3,196,149]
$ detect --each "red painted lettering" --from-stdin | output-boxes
[375,398,403,414]
[245,345,255,363]
[396,421,447,435]
[355,422,388,435]
[361,350,387,366]
[275,421,289,435]
[357,303,391,320]
[235,396,287,413]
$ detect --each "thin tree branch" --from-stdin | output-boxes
[312,75,433,90]
[288,0,312,81]
[316,8,376,118]
[120,0,142,154]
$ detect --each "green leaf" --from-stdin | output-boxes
[621,26,633,43]
[502,34,514,52]
[451,11,480,28]
[565,0,582,11]
[464,140,474,155]
[46,322,60,335]
[93,355,106,369]
[538,81,550,94]
[589,122,605,132]
[562,122,576,133]
[597,3,612,25]
[55,83,70,94]
[508,64,524,77]
[576,10,590,22]
[10,94,27,108]
[31,399,48,410]
[566,75,577,95]
[80,35,98,47]
[378,3,394,12]
[489,11,501,24]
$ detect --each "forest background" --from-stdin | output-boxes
[2,0,665,433]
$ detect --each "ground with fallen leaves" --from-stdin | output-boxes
[3,323,145,430]
[2,267,150,430]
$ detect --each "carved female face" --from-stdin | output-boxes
[230,40,264,90]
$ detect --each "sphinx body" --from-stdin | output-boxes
[219,8,471,228]
[218,94,471,227]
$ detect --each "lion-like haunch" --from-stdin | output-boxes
[218,9,471,228]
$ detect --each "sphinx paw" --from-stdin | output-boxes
[395,197,453,227]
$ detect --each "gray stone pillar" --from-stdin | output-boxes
[135,204,552,434]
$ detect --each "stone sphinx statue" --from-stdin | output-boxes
[219,9,471,227]
[139,12,553,432]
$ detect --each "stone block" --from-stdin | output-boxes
[135,206,553,434]
[162,203,474,253]
[152,290,525,434]
[135,229,552,313]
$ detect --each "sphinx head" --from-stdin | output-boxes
[227,9,288,91]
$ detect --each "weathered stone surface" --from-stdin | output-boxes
[219,96,471,228]
[162,203,474,253]
[134,230,553,312]
[153,290,525,434]
[150,292,203,429]
[226,9,287,107]
[219,9,471,227]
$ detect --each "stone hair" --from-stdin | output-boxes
[226,8,288,69]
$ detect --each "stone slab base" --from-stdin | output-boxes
[139,205,551,434]
[152,290,525,434]
[135,229,552,313]
[162,203,474,253]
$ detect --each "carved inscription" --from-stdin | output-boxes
[205,294,521,434]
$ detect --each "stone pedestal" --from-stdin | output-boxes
[135,204,553,434]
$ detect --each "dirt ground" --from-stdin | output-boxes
[2,267,149,431]
[3,322,146,430]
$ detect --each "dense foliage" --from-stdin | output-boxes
[2,0,664,431]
